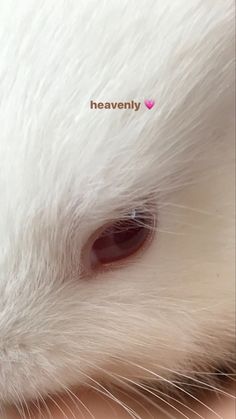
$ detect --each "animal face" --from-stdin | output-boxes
[0,0,235,406]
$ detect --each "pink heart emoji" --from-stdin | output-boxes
[144,99,155,109]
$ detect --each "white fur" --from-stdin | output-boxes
[0,0,235,406]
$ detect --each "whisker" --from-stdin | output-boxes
[82,358,195,419]
[78,370,142,419]
[46,393,68,419]
[12,388,27,419]
[35,389,54,419]
[157,364,236,399]
[21,394,32,419]
[115,374,200,419]
[54,391,78,419]
[41,373,90,419]
[116,386,156,419]
[160,201,234,219]
[114,358,224,419]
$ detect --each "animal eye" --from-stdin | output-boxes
[90,209,154,269]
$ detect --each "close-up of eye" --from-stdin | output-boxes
[1,2,235,419]
[90,209,155,269]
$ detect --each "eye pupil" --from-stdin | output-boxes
[90,210,153,268]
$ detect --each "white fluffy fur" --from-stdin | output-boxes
[0,0,235,407]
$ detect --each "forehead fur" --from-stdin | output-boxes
[0,0,234,233]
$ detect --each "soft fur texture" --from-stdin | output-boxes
[0,0,235,409]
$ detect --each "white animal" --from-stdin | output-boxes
[0,0,235,410]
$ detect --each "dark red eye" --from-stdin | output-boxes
[90,209,154,269]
